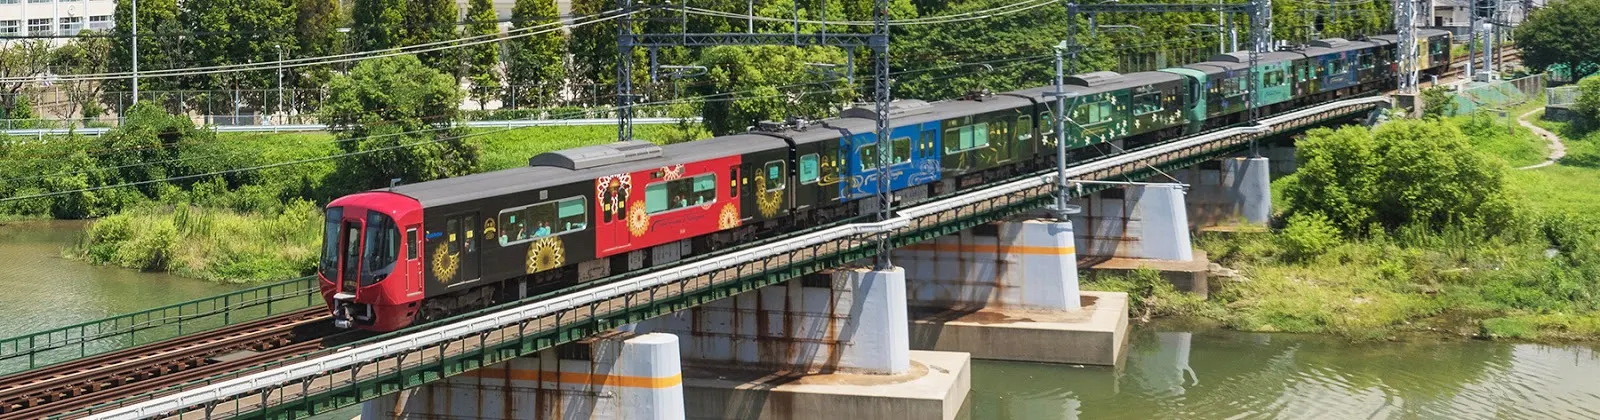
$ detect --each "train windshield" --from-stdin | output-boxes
[319,207,343,282]
[362,210,401,286]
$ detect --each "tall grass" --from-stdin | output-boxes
[74,201,322,283]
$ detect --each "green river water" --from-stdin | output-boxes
[3,221,1598,419]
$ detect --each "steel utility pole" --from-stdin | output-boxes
[275,44,284,123]
[1049,40,1079,220]
[131,0,138,104]
[1396,0,1419,94]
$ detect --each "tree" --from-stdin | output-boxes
[1421,86,1459,119]
[402,0,460,73]
[293,0,341,115]
[352,0,405,51]
[505,0,566,108]
[463,0,501,109]
[567,0,617,104]
[1285,121,1515,237]
[52,33,113,121]
[691,46,852,136]
[320,55,477,189]
[0,40,52,121]
[178,0,295,112]
[106,0,182,105]
[1518,0,1600,79]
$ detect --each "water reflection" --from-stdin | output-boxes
[0,221,245,337]
[971,324,1600,419]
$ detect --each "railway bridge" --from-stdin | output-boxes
[0,95,1389,419]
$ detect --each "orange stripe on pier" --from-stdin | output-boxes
[901,243,1076,255]
[459,369,683,389]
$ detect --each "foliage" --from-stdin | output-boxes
[0,40,52,120]
[463,0,502,109]
[178,0,296,112]
[320,55,476,189]
[566,0,617,105]
[1575,75,1600,122]
[106,0,183,100]
[401,0,460,73]
[351,0,406,52]
[75,202,323,282]
[1082,268,1216,323]
[1284,121,1515,237]
[690,46,852,136]
[1517,0,1600,78]
[50,33,112,121]
[1279,212,1341,261]
[505,0,567,108]
[1421,86,1458,119]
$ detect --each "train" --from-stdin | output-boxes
[318,30,1451,331]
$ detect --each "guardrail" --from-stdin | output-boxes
[0,276,319,377]
[0,117,698,137]
[72,96,1388,420]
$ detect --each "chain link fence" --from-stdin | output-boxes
[1451,74,1546,115]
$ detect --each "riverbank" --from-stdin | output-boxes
[1087,104,1600,342]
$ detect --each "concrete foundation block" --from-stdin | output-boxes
[1224,157,1272,225]
[901,218,1081,311]
[907,291,1129,366]
[682,350,970,420]
[362,332,684,420]
[1082,249,1212,298]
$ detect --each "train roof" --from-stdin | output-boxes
[1205,50,1304,64]
[391,134,791,207]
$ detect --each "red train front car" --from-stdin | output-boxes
[317,192,427,331]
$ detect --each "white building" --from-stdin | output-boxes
[0,0,115,42]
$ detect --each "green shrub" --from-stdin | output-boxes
[1280,212,1341,261]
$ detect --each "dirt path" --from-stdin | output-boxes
[1517,107,1567,170]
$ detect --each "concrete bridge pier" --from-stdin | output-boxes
[901,217,1130,366]
[1176,155,1275,229]
[361,332,685,420]
[635,266,970,420]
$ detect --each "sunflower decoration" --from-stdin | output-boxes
[627,200,651,237]
[430,244,459,283]
[718,203,741,229]
[755,176,783,218]
[526,237,565,273]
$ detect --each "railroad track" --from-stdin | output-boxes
[1439,47,1521,81]
[0,308,336,419]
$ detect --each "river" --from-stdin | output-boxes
[4,222,1600,419]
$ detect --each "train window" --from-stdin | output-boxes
[498,197,589,246]
[1017,115,1033,141]
[921,130,935,153]
[1133,92,1161,116]
[463,215,476,253]
[763,160,786,191]
[645,174,717,214]
[373,216,401,279]
[320,207,343,281]
[1074,101,1115,124]
[1359,52,1375,70]
[799,154,819,184]
[729,167,739,198]
[446,218,460,254]
[942,123,990,153]
[893,137,913,165]
[1264,70,1286,88]
[406,228,417,260]
[1040,112,1055,137]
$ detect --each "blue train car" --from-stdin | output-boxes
[828,103,944,202]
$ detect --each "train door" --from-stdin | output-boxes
[442,213,480,283]
[405,223,422,295]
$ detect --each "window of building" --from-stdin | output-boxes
[0,21,17,35]
[26,0,49,4]
[1132,91,1162,116]
[27,18,50,36]
[89,15,110,30]
[497,196,587,246]
[645,174,716,214]
[763,160,785,191]
[798,153,819,184]
[59,16,81,35]
[943,122,990,153]
[0,0,17,5]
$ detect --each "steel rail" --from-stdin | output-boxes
[80,95,1389,420]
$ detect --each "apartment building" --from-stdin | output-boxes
[0,0,115,42]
